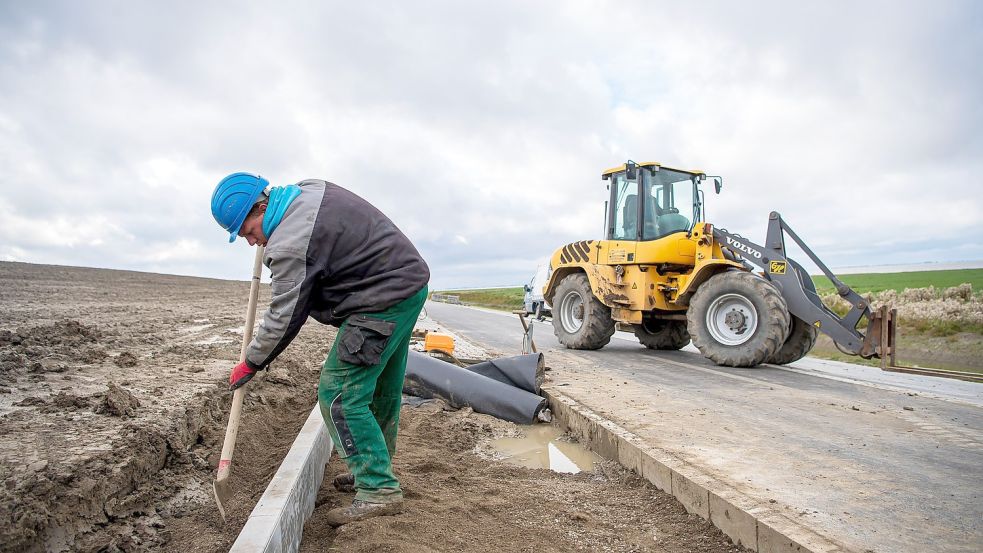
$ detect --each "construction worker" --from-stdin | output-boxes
[210,173,430,526]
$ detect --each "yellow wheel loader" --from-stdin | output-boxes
[543,160,890,367]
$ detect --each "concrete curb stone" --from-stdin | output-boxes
[230,405,333,553]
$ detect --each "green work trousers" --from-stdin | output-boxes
[318,285,427,503]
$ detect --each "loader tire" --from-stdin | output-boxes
[633,320,690,350]
[687,271,790,367]
[767,316,818,365]
[552,273,615,350]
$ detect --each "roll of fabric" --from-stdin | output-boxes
[463,353,544,394]
[403,351,546,424]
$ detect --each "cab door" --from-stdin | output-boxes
[603,172,639,265]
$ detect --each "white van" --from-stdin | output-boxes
[522,261,552,320]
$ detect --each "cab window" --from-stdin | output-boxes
[641,169,695,240]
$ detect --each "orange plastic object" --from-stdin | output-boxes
[423,332,455,354]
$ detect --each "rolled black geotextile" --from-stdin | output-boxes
[403,351,546,424]
[462,353,544,394]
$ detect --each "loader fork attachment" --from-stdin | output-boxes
[861,306,897,363]
[711,212,892,358]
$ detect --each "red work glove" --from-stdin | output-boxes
[229,360,258,391]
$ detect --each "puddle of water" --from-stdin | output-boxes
[490,425,600,474]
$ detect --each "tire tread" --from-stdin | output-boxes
[767,316,819,365]
[687,271,790,367]
[634,321,690,350]
[551,274,615,350]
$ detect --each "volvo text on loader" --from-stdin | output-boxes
[543,161,892,367]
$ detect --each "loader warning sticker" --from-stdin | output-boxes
[770,261,787,274]
[813,321,822,328]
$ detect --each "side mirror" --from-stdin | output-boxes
[523,284,531,292]
[713,177,722,194]
[626,160,638,181]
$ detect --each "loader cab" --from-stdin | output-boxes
[603,162,708,242]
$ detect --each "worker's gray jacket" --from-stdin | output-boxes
[244,179,429,370]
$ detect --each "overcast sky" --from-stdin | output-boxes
[1,1,981,289]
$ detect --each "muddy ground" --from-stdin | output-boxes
[301,402,742,553]
[0,261,741,552]
[0,261,331,552]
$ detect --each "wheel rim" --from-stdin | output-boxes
[705,293,758,346]
[559,290,585,333]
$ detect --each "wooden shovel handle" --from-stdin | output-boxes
[216,245,265,480]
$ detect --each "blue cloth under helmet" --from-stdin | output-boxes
[261,184,302,239]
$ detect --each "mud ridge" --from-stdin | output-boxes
[4,384,218,550]
[1,349,324,552]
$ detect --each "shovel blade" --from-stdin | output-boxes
[213,478,231,522]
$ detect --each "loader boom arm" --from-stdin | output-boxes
[711,212,878,357]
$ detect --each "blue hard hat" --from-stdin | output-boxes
[211,172,269,242]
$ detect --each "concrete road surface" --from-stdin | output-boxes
[425,301,983,553]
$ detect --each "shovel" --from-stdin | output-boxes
[213,245,265,522]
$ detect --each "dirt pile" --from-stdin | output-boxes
[94,382,141,417]
[0,319,104,348]
[300,402,742,553]
[0,319,111,383]
[114,351,139,367]
[8,384,144,417]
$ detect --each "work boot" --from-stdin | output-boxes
[332,472,355,493]
[325,499,404,527]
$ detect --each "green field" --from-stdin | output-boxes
[433,287,526,312]
[810,268,982,296]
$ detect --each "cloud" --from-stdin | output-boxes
[0,1,980,290]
